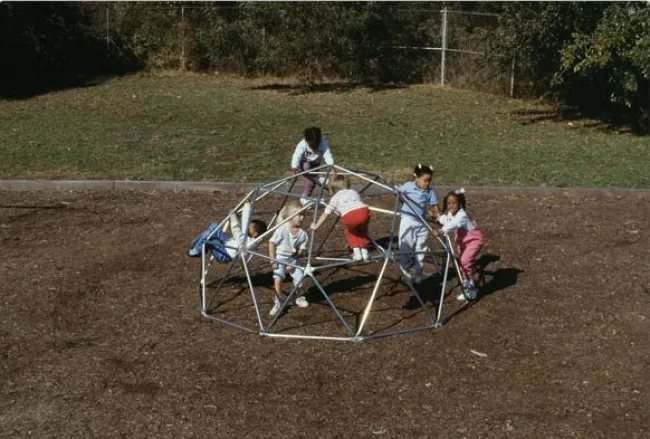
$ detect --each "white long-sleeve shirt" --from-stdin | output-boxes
[291,138,335,169]
[224,214,261,258]
[437,209,476,235]
[324,189,367,216]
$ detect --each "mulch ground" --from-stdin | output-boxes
[0,188,648,439]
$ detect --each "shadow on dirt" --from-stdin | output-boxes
[475,254,523,300]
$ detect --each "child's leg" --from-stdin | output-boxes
[291,266,304,291]
[290,265,309,307]
[300,160,320,197]
[459,234,483,281]
[273,264,287,298]
[412,226,430,276]
[399,221,415,271]
[342,208,371,249]
[208,228,232,262]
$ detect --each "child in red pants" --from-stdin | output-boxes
[433,188,484,301]
[310,175,371,261]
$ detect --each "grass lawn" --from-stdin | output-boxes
[0,72,647,188]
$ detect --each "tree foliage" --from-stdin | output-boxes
[0,1,647,130]
[555,2,649,128]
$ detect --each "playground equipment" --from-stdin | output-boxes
[195,164,471,341]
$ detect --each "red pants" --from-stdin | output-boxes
[341,207,370,249]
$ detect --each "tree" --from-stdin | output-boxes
[555,2,649,131]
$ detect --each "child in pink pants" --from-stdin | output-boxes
[433,188,484,301]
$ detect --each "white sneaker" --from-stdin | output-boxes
[463,279,477,300]
[413,274,422,285]
[399,267,413,284]
[361,248,370,261]
[299,197,310,207]
[456,286,477,302]
[318,176,326,185]
[269,296,283,316]
[352,248,363,261]
[294,296,309,308]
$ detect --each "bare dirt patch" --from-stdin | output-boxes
[0,188,648,438]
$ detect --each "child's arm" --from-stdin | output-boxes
[296,230,308,258]
[426,204,441,220]
[269,241,278,269]
[320,138,334,166]
[426,189,441,219]
[290,141,305,173]
[436,211,466,236]
[310,211,330,230]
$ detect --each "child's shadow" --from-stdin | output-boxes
[475,254,523,299]
[414,253,522,304]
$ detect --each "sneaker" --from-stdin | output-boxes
[187,248,200,257]
[352,248,363,261]
[413,274,423,285]
[361,248,370,261]
[399,267,413,284]
[294,296,309,308]
[269,296,283,316]
[456,288,477,302]
[299,197,310,207]
[318,176,326,185]
[463,279,478,300]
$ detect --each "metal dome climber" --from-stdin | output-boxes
[196,164,473,342]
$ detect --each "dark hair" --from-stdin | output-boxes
[304,127,322,147]
[413,163,434,177]
[250,219,268,236]
[442,190,467,212]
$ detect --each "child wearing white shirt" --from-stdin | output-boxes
[268,202,310,316]
[433,188,484,301]
[310,175,371,261]
[290,127,337,201]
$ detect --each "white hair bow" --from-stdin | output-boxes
[454,187,466,195]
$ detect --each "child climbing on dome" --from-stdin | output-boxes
[268,201,310,316]
[432,188,484,301]
[310,175,372,262]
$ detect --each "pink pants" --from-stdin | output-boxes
[341,207,370,249]
[456,228,484,280]
[300,160,321,197]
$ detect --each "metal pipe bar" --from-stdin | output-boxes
[262,333,356,342]
[309,275,355,335]
[361,324,441,341]
[240,251,265,331]
[368,206,399,216]
[435,251,452,324]
[334,165,394,192]
[355,257,390,336]
[203,312,255,333]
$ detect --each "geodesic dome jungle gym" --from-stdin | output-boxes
[195,164,472,342]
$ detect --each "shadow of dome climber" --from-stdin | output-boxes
[194,164,473,342]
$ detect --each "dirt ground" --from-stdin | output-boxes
[0,187,648,439]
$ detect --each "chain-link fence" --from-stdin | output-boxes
[95,4,519,97]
